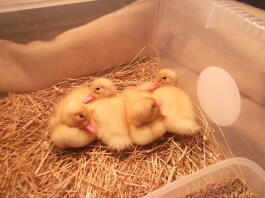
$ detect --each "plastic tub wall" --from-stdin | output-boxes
[144,157,265,198]
[153,0,265,170]
[0,0,128,43]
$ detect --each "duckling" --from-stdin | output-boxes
[127,97,166,145]
[83,78,117,104]
[148,69,200,135]
[121,86,166,145]
[86,78,132,151]
[49,87,96,149]
[91,97,132,151]
[50,124,96,149]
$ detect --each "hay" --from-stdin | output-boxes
[0,58,226,198]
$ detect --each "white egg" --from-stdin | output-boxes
[197,66,241,126]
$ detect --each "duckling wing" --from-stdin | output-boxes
[91,97,131,150]
[153,86,200,135]
[51,125,95,149]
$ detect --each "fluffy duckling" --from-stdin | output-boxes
[126,97,166,145]
[147,69,200,135]
[121,87,166,145]
[86,78,132,151]
[49,87,96,149]
[50,124,96,149]
[83,78,117,104]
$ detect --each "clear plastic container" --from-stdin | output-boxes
[0,0,128,43]
[0,0,264,194]
[152,0,265,170]
[143,157,265,198]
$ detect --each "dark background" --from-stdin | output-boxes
[236,0,265,9]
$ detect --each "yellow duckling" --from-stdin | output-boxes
[83,78,117,104]
[49,87,96,149]
[127,97,166,145]
[50,124,95,149]
[148,69,200,135]
[121,88,166,145]
[86,78,132,151]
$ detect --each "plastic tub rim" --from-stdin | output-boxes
[143,157,265,198]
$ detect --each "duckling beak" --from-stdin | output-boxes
[147,82,160,91]
[85,123,96,133]
[155,100,166,120]
[160,114,166,120]
[155,100,163,108]
[83,93,95,104]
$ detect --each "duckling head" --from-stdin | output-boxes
[148,69,178,91]
[130,97,159,127]
[84,78,117,103]
[61,102,96,133]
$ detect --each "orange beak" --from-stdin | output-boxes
[147,82,160,91]
[160,114,166,120]
[83,93,95,104]
[156,100,166,120]
[155,100,163,108]
[85,123,96,133]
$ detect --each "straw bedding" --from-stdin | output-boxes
[0,58,226,198]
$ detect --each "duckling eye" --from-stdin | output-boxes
[95,87,101,91]
[162,77,168,80]
[76,113,85,120]
[152,104,156,109]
